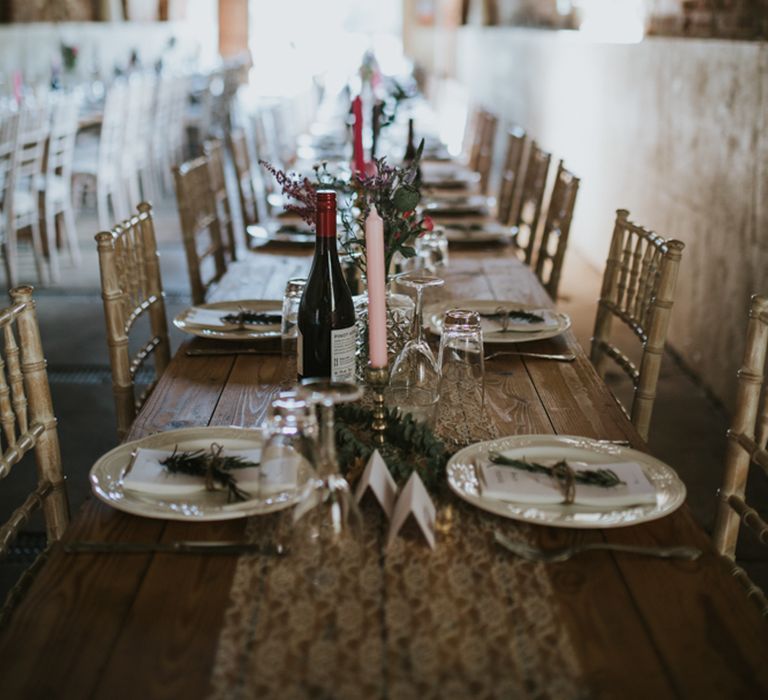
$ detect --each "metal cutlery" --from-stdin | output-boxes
[186,348,279,357]
[493,531,701,563]
[63,540,288,556]
[485,351,576,362]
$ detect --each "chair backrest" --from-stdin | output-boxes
[168,75,189,163]
[496,127,527,226]
[173,155,228,304]
[202,139,237,262]
[713,294,768,615]
[466,108,490,171]
[590,210,685,441]
[475,112,498,194]
[0,112,19,231]
[511,140,551,265]
[46,94,80,187]
[14,106,49,201]
[99,82,128,181]
[534,160,580,300]
[0,285,69,557]
[95,203,171,441]
[228,128,262,236]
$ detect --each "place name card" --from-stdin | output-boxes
[355,449,398,519]
[387,471,436,550]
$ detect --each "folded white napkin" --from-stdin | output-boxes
[184,307,236,328]
[122,446,270,498]
[480,309,560,334]
[479,459,657,508]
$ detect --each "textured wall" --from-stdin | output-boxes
[446,27,767,408]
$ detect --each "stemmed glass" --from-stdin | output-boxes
[386,273,445,426]
[292,379,363,546]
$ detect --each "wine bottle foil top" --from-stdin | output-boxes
[316,190,336,210]
[315,190,336,237]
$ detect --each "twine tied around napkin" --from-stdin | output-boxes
[550,460,576,505]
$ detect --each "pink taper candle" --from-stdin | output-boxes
[365,205,387,368]
[351,96,366,175]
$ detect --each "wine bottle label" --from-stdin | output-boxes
[330,325,356,382]
[296,328,303,377]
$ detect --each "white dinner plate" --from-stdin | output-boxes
[90,427,310,521]
[247,222,315,245]
[174,300,282,340]
[447,434,686,528]
[424,299,571,344]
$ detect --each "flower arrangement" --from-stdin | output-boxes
[60,43,79,72]
[260,142,433,278]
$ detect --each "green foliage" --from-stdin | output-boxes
[335,404,449,494]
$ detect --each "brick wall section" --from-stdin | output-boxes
[646,0,768,39]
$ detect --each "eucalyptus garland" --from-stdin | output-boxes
[334,404,449,494]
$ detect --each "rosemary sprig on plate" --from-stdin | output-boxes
[160,443,258,502]
[220,309,281,327]
[488,452,624,488]
[481,308,545,324]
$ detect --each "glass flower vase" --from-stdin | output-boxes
[353,286,415,382]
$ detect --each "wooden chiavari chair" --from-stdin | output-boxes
[202,139,238,262]
[475,112,498,195]
[0,285,69,626]
[510,140,551,266]
[124,73,158,207]
[95,203,171,441]
[534,160,580,300]
[590,210,685,441]
[496,127,527,226]
[228,128,262,242]
[466,108,491,171]
[39,94,81,281]
[173,156,228,304]
[73,81,129,230]
[712,295,768,616]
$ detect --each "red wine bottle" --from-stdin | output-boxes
[297,190,357,381]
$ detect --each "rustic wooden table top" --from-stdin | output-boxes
[1,246,767,699]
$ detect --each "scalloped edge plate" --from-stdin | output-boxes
[90,426,309,521]
[447,434,686,528]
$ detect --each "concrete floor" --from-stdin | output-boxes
[1,191,766,605]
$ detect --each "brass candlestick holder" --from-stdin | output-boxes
[365,365,389,446]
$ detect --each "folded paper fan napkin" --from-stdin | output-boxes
[479,458,657,508]
[122,446,297,499]
[479,308,560,334]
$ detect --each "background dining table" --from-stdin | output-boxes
[1,243,767,699]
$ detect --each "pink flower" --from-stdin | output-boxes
[423,216,434,231]
[403,210,414,219]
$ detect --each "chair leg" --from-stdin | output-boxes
[2,238,17,289]
[61,200,81,266]
[28,219,48,286]
[41,207,61,283]
[97,184,110,231]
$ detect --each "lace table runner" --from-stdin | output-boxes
[210,502,584,699]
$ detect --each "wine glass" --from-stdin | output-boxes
[386,273,445,427]
[292,379,364,546]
